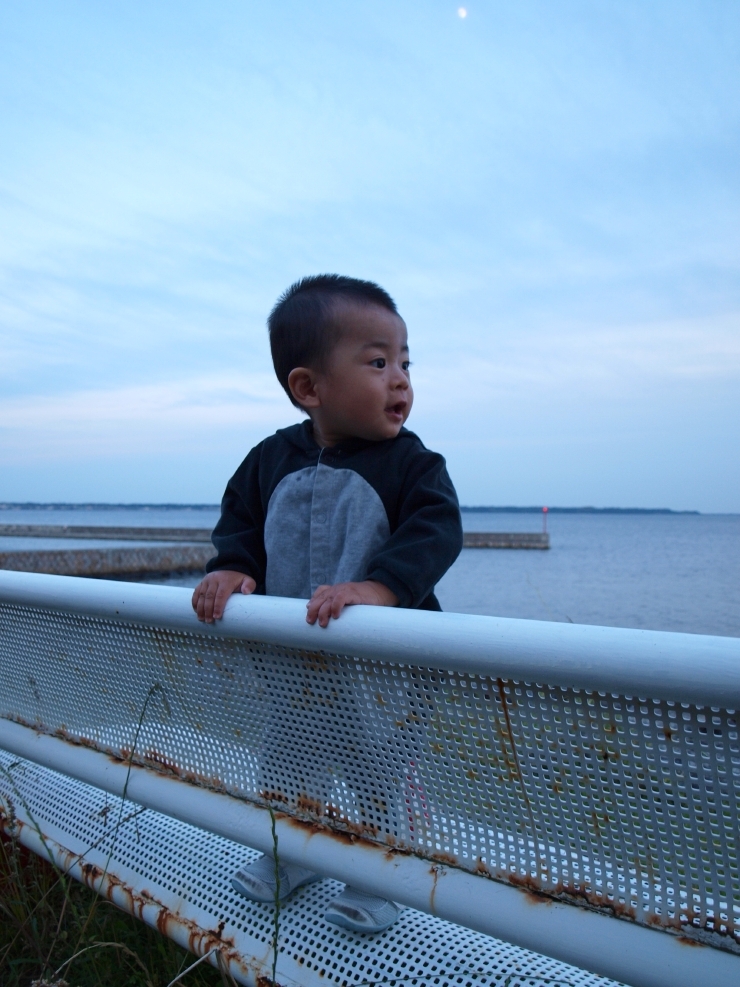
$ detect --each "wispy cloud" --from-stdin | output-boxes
[1,2,739,507]
[0,373,302,461]
[413,312,740,410]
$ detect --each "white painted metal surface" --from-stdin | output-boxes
[1,570,739,987]
[1,569,738,705]
[2,719,738,987]
[0,748,626,987]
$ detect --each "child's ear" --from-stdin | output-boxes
[287,367,321,409]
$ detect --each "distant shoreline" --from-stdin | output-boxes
[1,502,702,515]
[0,503,221,511]
[461,506,701,515]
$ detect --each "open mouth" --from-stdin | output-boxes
[385,401,406,422]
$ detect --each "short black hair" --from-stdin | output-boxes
[268,274,399,406]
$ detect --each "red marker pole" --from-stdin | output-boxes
[542,506,548,534]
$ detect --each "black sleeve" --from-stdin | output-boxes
[205,444,267,591]
[364,452,463,609]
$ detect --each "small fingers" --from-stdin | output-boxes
[203,580,219,623]
[306,584,331,624]
[213,584,232,620]
[193,579,218,621]
[306,584,362,626]
[317,596,337,628]
[197,593,207,622]
[330,590,349,621]
[318,587,353,626]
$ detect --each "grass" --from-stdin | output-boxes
[0,683,237,987]
[0,832,230,987]
[0,817,579,987]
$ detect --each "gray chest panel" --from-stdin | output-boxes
[264,464,391,599]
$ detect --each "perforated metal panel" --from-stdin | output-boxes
[0,749,624,987]
[0,601,738,955]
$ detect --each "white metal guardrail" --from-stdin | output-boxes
[0,748,625,987]
[1,569,739,987]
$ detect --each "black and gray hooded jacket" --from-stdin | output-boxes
[207,421,463,611]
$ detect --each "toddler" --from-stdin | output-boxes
[192,274,462,932]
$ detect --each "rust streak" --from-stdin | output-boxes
[496,679,538,840]
[7,713,738,950]
[143,748,180,774]
[496,680,528,803]
[507,871,638,922]
[507,872,552,905]
[0,810,262,979]
[429,865,442,913]
[3,803,739,948]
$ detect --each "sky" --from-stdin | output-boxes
[1,1,738,511]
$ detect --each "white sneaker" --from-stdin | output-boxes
[231,854,320,903]
[324,886,401,933]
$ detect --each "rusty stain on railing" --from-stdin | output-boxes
[4,709,739,954]
[0,803,278,986]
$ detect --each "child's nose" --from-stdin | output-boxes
[391,365,409,387]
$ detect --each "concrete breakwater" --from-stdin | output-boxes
[0,525,549,578]
[0,544,213,577]
[0,524,549,549]
[0,524,212,542]
[464,532,549,548]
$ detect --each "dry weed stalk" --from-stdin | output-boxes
[0,684,225,986]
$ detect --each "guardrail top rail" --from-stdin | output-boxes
[1,569,739,968]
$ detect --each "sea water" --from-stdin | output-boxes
[444,511,740,638]
[1,505,737,638]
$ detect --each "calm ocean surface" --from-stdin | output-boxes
[1,506,738,638]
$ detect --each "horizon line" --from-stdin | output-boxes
[0,502,711,515]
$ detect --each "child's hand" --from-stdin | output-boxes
[192,571,256,623]
[306,580,398,628]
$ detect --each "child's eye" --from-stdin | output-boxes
[370,358,386,369]
[402,361,411,372]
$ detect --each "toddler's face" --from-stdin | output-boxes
[311,302,413,445]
